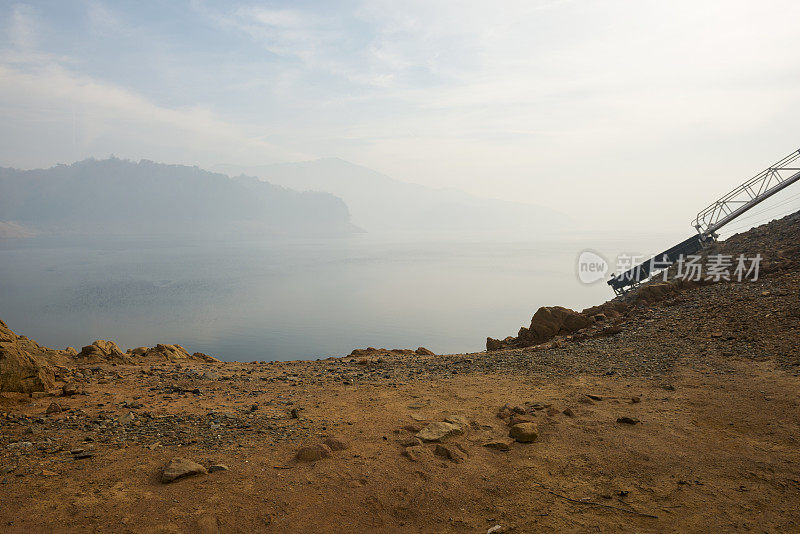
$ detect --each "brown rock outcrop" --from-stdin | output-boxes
[0,319,55,393]
[127,344,221,363]
[78,340,130,363]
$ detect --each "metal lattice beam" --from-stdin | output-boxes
[694,148,800,236]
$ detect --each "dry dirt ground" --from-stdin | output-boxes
[1,227,799,533]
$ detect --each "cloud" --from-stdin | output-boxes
[0,60,306,169]
[8,3,38,49]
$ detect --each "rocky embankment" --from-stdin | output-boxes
[0,325,221,394]
[487,210,800,352]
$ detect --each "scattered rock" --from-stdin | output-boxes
[415,421,464,442]
[444,414,470,426]
[509,422,538,443]
[322,437,349,451]
[118,412,136,425]
[617,416,640,425]
[161,457,208,483]
[483,440,512,451]
[487,525,506,534]
[62,382,80,396]
[208,464,229,473]
[631,396,641,403]
[434,443,467,463]
[72,449,94,460]
[402,445,424,462]
[399,437,422,448]
[562,408,575,417]
[508,414,535,426]
[46,402,63,414]
[585,394,603,401]
[196,514,220,534]
[295,444,332,462]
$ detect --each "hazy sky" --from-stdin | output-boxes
[2,1,800,232]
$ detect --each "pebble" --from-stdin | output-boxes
[323,437,349,451]
[483,441,512,451]
[434,443,467,463]
[416,421,464,442]
[208,464,229,473]
[295,444,332,462]
[161,457,208,483]
[617,416,640,425]
[509,422,538,443]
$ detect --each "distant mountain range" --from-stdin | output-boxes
[214,158,570,238]
[0,158,356,238]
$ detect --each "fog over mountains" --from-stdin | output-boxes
[0,158,356,238]
[0,156,569,240]
[215,158,570,239]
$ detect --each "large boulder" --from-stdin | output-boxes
[487,306,597,351]
[527,306,591,343]
[0,319,55,393]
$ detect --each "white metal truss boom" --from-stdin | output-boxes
[694,148,800,236]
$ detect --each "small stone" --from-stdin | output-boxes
[118,412,136,425]
[487,525,506,534]
[196,514,220,534]
[507,414,535,426]
[661,384,676,391]
[208,464,229,473]
[562,408,575,417]
[398,437,422,448]
[509,422,538,443]
[322,437,348,451]
[483,441,512,451]
[46,402,63,414]
[161,457,208,483]
[585,394,603,401]
[444,414,469,426]
[415,421,463,442]
[401,445,423,462]
[295,444,332,462]
[434,443,467,463]
[290,408,299,419]
[62,382,79,396]
[631,396,641,403]
[617,416,640,425]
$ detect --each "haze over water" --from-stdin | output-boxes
[0,234,662,362]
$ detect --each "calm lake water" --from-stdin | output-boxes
[0,234,671,361]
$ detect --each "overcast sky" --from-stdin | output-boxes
[2,1,800,232]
